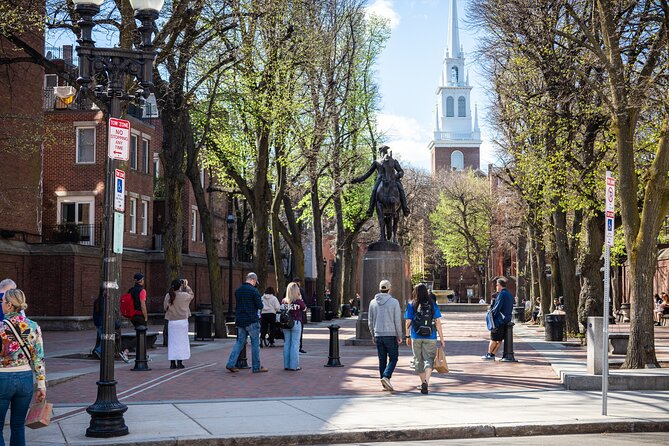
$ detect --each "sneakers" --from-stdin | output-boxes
[481,353,495,360]
[92,350,101,360]
[119,350,130,363]
[226,366,239,373]
[381,377,394,392]
[420,382,428,394]
[252,367,269,373]
[299,349,307,354]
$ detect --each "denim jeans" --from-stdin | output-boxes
[376,336,399,379]
[283,321,301,370]
[0,370,34,446]
[227,322,261,371]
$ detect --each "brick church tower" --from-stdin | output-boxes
[429,0,481,174]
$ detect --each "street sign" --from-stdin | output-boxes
[114,169,125,212]
[113,212,124,254]
[605,172,615,247]
[108,118,131,160]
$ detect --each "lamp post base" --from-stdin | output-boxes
[85,381,128,438]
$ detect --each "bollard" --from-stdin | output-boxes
[324,324,344,367]
[235,341,250,369]
[499,321,518,362]
[131,325,151,371]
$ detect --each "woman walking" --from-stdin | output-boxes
[405,283,444,395]
[281,282,306,371]
[260,287,280,347]
[0,289,46,445]
[164,279,194,369]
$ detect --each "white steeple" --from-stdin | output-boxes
[447,0,461,59]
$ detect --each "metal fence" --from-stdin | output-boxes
[42,224,99,246]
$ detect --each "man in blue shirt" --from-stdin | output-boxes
[482,278,514,360]
[226,272,268,373]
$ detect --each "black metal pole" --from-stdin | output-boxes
[324,324,344,367]
[500,322,518,362]
[226,224,234,322]
[131,325,152,371]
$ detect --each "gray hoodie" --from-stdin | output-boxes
[368,292,403,339]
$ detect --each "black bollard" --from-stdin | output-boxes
[499,322,518,362]
[131,325,151,371]
[235,341,250,369]
[324,324,344,367]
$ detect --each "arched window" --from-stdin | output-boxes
[451,66,459,83]
[446,97,454,117]
[458,96,466,117]
[451,150,464,170]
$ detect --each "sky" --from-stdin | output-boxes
[366,0,493,172]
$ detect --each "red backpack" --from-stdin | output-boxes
[119,293,136,318]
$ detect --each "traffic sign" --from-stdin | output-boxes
[108,118,130,160]
[114,169,125,212]
[605,171,615,247]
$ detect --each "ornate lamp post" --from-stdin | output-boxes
[72,0,163,437]
[226,211,236,322]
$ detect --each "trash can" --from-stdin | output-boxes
[324,298,334,320]
[194,312,214,341]
[513,305,525,323]
[544,314,565,341]
[311,306,323,322]
[341,304,352,318]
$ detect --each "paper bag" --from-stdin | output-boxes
[26,400,53,429]
[434,347,449,373]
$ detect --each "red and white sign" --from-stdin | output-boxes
[108,118,130,161]
[605,172,615,247]
[114,169,125,212]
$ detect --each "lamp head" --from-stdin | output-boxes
[71,0,104,5]
[129,0,164,13]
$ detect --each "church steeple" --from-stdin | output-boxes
[447,0,461,59]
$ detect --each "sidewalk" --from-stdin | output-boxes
[20,312,669,445]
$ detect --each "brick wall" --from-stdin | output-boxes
[431,145,480,173]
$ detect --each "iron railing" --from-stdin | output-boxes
[43,224,99,246]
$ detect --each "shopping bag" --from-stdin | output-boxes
[25,400,53,429]
[434,347,449,373]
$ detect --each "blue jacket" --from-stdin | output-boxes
[234,282,263,327]
[491,288,514,327]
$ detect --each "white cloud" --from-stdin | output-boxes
[366,0,401,29]
[376,113,431,172]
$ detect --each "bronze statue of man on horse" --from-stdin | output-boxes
[351,145,410,243]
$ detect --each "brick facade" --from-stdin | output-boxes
[431,145,480,173]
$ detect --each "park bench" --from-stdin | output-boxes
[662,314,669,326]
[609,333,629,355]
[121,331,159,352]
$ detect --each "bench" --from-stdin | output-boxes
[662,314,669,326]
[608,333,629,355]
[121,331,159,352]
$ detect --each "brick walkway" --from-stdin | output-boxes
[46,312,562,406]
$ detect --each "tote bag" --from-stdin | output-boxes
[434,347,449,373]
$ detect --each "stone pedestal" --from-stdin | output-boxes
[586,316,604,375]
[354,241,410,341]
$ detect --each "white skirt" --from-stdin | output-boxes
[168,319,191,361]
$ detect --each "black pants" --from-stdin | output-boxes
[260,313,276,344]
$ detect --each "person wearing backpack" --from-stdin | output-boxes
[368,280,403,392]
[405,283,444,395]
[120,273,148,360]
[280,282,306,371]
[482,277,514,360]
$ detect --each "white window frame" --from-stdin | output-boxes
[56,194,96,245]
[142,139,149,174]
[75,127,96,164]
[140,200,148,235]
[153,153,160,178]
[446,97,454,117]
[191,208,197,242]
[130,134,138,170]
[129,198,137,233]
[451,150,464,171]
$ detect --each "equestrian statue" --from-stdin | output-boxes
[351,145,410,243]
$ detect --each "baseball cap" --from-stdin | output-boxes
[379,280,391,292]
[133,273,144,281]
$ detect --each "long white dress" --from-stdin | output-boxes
[168,319,190,360]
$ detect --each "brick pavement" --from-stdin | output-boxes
[46,312,562,408]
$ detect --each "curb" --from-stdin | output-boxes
[59,418,669,446]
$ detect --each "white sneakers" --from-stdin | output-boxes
[381,377,394,392]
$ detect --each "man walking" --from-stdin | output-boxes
[482,278,514,360]
[226,272,268,373]
[368,279,403,392]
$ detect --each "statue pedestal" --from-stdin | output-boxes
[353,241,410,342]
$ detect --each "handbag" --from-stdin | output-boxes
[434,347,449,373]
[4,319,52,428]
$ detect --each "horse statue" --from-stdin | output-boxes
[375,155,401,243]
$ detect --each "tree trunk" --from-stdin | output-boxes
[577,212,604,333]
[516,231,528,304]
[529,224,550,319]
[552,208,579,333]
[310,179,325,307]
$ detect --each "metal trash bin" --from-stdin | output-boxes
[544,314,565,341]
[194,312,214,341]
[512,305,525,323]
[311,306,323,322]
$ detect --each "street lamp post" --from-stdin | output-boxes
[226,211,236,322]
[73,0,163,437]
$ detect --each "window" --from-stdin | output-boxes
[451,150,464,170]
[191,209,197,242]
[76,127,95,163]
[129,198,137,233]
[141,139,149,174]
[44,74,57,89]
[57,196,95,245]
[130,135,138,170]
[140,200,148,235]
[458,96,466,117]
[451,66,459,83]
[153,153,160,179]
[446,97,454,117]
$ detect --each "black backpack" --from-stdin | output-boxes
[412,302,434,337]
[278,305,294,329]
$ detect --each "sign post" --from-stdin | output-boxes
[603,171,615,415]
